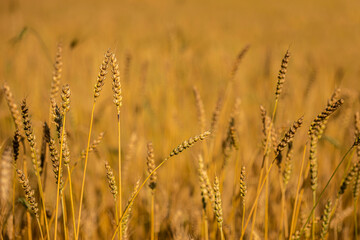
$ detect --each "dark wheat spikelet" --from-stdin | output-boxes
[308,96,343,191]
[275,116,303,165]
[52,104,63,138]
[40,122,49,173]
[317,89,341,138]
[309,99,344,136]
[228,117,240,150]
[12,130,21,162]
[222,117,239,168]
[327,88,341,106]
[354,112,360,158]
[146,142,157,190]
[105,161,118,201]
[47,137,63,188]
[94,49,112,101]
[338,160,359,197]
[275,50,290,99]
[16,169,39,218]
[111,53,122,114]
[61,84,70,115]
[168,131,211,158]
[21,99,41,173]
[282,142,294,186]
[320,200,332,240]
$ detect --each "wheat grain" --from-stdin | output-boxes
[338,160,359,196]
[0,144,12,207]
[3,82,22,131]
[147,142,157,190]
[21,99,41,173]
[94,49,112,101]
[320,200,332,240]
[50,42,63,104]
[105,161,118,201]
[275,50,290,99]
[275,116,303,165]
[12,130,20,162]
[16,169,39,218]
[213,177,224,235]
[111,53,122,114]
[168,131,211,158]
[193,86,206,132]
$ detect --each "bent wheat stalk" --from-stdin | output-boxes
[111,131,211,240]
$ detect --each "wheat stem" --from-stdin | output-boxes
[151,191,155,240]
[289,144,307,237]
[76,103,95,240]
[299,144,355,235]
[54,116,66,240]
[117,115,122,240]
[66,165,76,236]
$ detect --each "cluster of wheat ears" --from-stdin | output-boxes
[0,43,359,240]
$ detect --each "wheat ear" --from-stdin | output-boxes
[21,99,50,239]
[111,131,211,239]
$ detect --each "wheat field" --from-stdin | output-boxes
[1,0,360,239]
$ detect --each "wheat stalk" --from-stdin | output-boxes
[21,99,50,239]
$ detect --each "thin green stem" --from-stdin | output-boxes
[300,145,355,235]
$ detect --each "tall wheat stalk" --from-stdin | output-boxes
[21,99,50,240]
[249,50,290,240]
[146,142,157,240]
[110,52,123,239]
[111,131,211,239]
[76,50,111,240]
[299,138,359,236]
[54,84,70,240]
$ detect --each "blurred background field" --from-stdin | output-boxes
[1,0,360,239]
